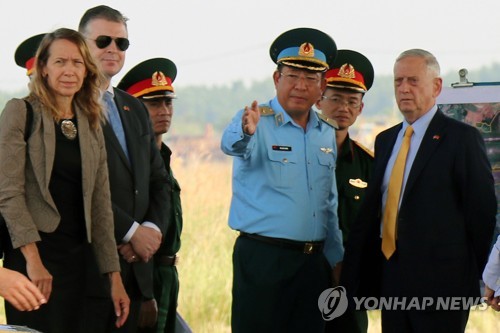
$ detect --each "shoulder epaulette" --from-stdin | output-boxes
[259,105,275,116]
[316,111,339,129]
[353,140,374,158]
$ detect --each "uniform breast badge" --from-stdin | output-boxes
[349,178,367,188]
[320,147,333,154]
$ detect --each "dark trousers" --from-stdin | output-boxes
[380,253,470,333]
[83,269,143,333]
[232,235,330,333]
[381,308,469,333]
[324,306,368,333]
[4,239,86,333]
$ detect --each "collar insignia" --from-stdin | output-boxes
[275,113,284,126]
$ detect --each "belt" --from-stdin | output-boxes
[156,254,179,266]
[239,232,324,254]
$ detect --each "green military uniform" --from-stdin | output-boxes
[148,143,183,333]
[334,136,373,333]
[323,49,375,333]
[336,137,373,245]
[136,143,182,333]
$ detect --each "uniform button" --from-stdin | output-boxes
[354,195,360,200]
[283,158,288,163]
[135,190,139,195]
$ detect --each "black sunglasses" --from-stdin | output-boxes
[92,35,130,51]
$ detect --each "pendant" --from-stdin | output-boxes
[61,119,77,140]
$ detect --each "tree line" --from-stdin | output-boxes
[1,62,499,137]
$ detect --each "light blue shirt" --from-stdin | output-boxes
[381,106,438,216]
[483,235,500,297]
[221,97,344,266]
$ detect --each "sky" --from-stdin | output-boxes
[1,0,499,93]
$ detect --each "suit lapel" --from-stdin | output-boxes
[403,110,447,199]
[103,120,131,170]
[114,89,140,172]
[103,90,132,171]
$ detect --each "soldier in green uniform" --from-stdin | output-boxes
[118,58,183,333]
[316,49,374,333]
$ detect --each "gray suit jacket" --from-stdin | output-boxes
[0,97,119,274]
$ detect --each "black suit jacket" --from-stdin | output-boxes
[88,88,169,300]
[341,109,496,302]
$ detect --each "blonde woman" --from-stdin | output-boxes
[0,28,129,332]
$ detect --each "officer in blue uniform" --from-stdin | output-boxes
[221,27,343,333]
[316,50,374,333]
[118,58,183,333]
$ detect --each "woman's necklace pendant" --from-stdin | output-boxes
[61,119,77,140]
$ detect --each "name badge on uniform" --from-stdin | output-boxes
[349,178,368,188]
[272,145,292,151]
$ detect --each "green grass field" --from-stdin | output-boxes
[1,158,499,332]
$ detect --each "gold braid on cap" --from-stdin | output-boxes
[279,58,327,71]
[327,81,367,93]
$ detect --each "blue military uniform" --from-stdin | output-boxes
[222,97,343,266]
[221,26,342,333]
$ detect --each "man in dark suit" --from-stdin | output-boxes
[78,5,169,332]
[340,49,496,333]
[118,58,184,333]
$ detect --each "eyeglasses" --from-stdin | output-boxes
[90,35,130,51]
[279,72,321,86]
[321,95,362,109]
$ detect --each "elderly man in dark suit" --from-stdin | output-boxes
[340,49,496,333]
[78,5,169,332]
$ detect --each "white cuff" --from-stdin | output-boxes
[122,221,140,243]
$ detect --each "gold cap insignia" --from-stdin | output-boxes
[338,63,355,79]
[349,178,368,188]
[151,71,168,87]
[298,42,315,58]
